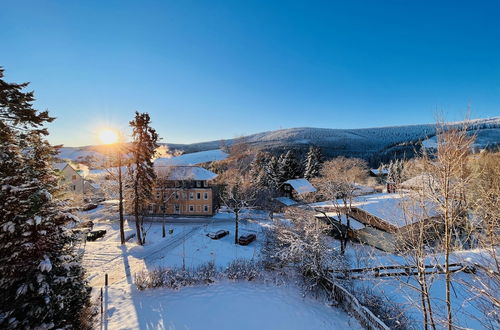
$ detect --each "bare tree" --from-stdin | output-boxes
[312,157,368,254]
[220,169,256,244]
[419,122,475,329]
[98,135,129,245]
[154,166,175,238]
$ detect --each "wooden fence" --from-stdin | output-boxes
[322,278,390,330]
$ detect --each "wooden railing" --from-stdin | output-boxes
[322,278,390,330]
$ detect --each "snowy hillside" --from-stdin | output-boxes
[154,149,228,166]
[57,117,500,164]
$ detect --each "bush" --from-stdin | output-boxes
[354,285,413,330]
[134,260,260,290]
[225,259,260,281]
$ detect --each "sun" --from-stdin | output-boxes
[99,129,118,144]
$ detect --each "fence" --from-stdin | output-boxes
[322,278,390,330]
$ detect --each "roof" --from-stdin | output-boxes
[370,168,389,176]
[400,173,438,191]
[315,213,366,230]
[275,197,298,206]
[53,162,68,171]
[155,165,218,181]
[348,192,438,229]
[154,149,228,166]
[284,178,317,194]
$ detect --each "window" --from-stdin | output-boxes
[189,205,194,212]
[203,192,209,200]
[72,175,77,180]
[148,205,154,212]
[160,205,166,212]
[203,181,209,188]
[196,181,202,188]
[175,204,180,212]
[156,191,161,199]
[189,192,194,200]
[182,192,187,200]
[197,192,201,200]
[204,205,209,212]
[175,192,179,200]
[72,185,76,191]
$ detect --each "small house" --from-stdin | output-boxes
[282,178,317,198]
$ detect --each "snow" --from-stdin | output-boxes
[153,166,218,181]
[53,162,68,171]
[316,213,366,230]
[154,149,228,166]
[347,193,438,229]
[284,178,317,194]
[81,203,362,329]
[400,173,438,191]
[370,168,389,176]
[106,282,361,330]
[275,196,298,206]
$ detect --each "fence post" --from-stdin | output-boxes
[105,273,108,286]
[100,287,103,329]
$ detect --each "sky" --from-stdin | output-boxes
[1,0,499,146]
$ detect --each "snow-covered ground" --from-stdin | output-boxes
[333,238,499,329]
[106,282,361,330]
[81,203,361,329]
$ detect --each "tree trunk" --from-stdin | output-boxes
[118,160,125,245]
[134,177,143,245]
[234,210,239,244]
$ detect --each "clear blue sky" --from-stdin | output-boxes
[1,0,499,146]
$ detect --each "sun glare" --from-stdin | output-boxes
[99,129,118,144]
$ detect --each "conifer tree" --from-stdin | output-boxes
[278,150,301,182]
[0,67,91,329]
[304,146,322,180]
[249,151,270,188]
[128,111,159,245]
[264,155,281,189]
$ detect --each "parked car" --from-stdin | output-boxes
[207,230,229,240]
[238,234,256,245]
[81,203,98,211]
[86,230,107,241]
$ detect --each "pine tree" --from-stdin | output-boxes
[264,155,281,189]
[0,67,91,329]
[278,150,301,182]
[128,111,159,245]
[249,151,270,188]
[304,146,322,180]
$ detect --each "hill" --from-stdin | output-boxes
[57,117,500,166]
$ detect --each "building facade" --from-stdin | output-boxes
[54,162,99,195]
[148,166,218,216]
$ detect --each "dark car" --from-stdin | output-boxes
[86,230,107,241]
[207,230,229,240]
[238,234,256,245]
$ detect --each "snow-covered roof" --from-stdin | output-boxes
[370,168,389,176]
[53,162,68,171]
[315,213,366,230]
[275,197,298,206]
[353,184,376,196]
[284,178,317,194]
[400,173,438,190]
[348,193,438,229]
[154,149,229,166]
[155,166,218,181]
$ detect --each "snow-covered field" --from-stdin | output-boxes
[106,282,361,330]
[81,203,361,329]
